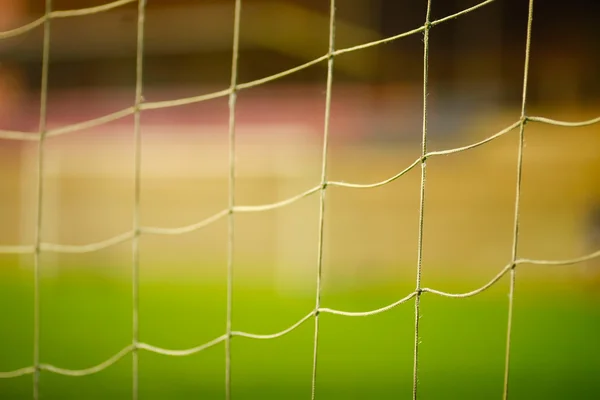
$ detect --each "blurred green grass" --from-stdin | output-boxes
[1,264,599,400]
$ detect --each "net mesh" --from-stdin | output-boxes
[1,0,599,399]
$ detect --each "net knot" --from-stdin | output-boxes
[229,90,238,107]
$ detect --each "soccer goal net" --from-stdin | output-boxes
[0,0,599,399]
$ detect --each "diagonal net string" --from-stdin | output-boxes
[131,1,147,399]
[225,0,242,398]
[2,110,597,144]
[412,0,432,398]
[5,114,597,257]
[5,114,600,258]
[1,113,597,258]
[2,117,597,256]
[0,0,136,40]
[0,249,598,379]
[310,0,336,398]
[0,0,524,143]
[503,1,535,398]
[0,0,495,41]
[1,1,599,143]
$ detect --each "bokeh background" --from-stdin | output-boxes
[1,0,599,399]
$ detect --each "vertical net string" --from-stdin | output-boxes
[412,1,432,399]
[503,1,535,399]
[310,1,336,399]
[33,1,52,399]
[225,0,242,399]
[131,1,147,399]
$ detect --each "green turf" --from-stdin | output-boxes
[1,264,599,400]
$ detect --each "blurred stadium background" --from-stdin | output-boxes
[1,0,599,399]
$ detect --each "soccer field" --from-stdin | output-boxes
[1,264,599,400]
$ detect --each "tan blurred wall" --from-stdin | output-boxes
[2,105,599,290]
